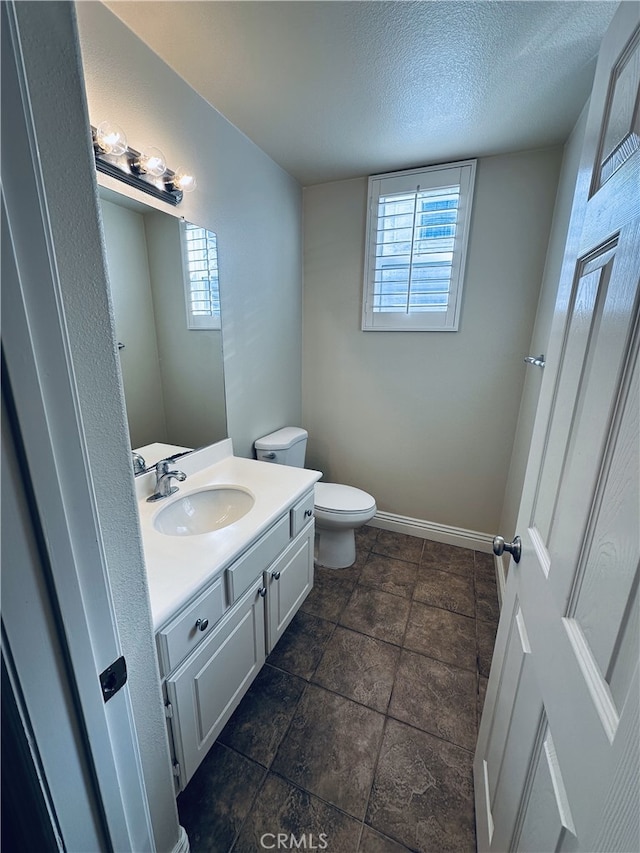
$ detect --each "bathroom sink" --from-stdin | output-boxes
[153,487,255,536]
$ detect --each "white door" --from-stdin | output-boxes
[475,5,640,852]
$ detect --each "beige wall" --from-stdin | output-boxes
[77,2,303,460]
[145,212,227,449]
[303,148,563,534]
[101,199,168,448]
[498,104,590,565]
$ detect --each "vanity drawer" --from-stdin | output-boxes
[290,490,314,538]
[226,514,290,603]
[157,576,225,676]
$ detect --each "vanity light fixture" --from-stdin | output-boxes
[94,121,128,156]
[91,122,196,206]
[167,168,197,194]
[131,146,167,178]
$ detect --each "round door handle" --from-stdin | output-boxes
[259,587,268,598]
[271,570,281,580]
[493,535,522,564]
[195,618,209,632]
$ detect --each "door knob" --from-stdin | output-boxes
[493,535,522,564]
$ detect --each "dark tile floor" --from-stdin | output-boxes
[178,528,499,853]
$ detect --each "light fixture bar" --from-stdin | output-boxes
[91,126,184,206]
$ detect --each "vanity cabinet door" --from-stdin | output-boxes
[266,523,314,653]
[166,576,266,789]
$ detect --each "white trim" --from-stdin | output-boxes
[370,510,494,552]
[362,159,476,332]
[2,4,158,850]
[495,552,507,607]
[173,826,191,853]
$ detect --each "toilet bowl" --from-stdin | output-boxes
[254,427,377,569]
[313,482,376,568]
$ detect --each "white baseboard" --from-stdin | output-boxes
[173,826,190,853]
[369,511,495,553]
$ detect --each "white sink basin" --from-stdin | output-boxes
[153,487,255,536]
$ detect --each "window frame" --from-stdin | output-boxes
[180,220,221,331]
[361,159,476,332]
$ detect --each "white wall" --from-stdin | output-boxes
[76,2,304,459]
[303,148,563,534]
[498,103,590,569]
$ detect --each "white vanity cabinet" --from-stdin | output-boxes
[265,521,314,652]
[159,489,315,791]
[165,575,266,786]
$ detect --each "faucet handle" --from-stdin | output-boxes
[132,451,146,474]
[146,464,187,502]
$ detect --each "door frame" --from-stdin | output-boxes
[1,3,169,849]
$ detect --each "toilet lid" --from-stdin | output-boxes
[315,482,376,514]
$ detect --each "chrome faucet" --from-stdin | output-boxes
[147,459,187,502]
[132,451,147,475]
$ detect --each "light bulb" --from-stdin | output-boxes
[172,169,197,193]
[134,147,167,177]
[94,121,128,156]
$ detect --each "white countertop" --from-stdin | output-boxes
[136,440,321,630]
[134,441,192,470]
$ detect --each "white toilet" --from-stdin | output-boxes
[254,427,376,569]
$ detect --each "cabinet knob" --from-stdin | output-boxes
[195,618,209,632]
[304,509,313,518]
[259,587,267,598]
[271,570,281,580]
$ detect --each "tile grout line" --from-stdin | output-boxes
[227,585,345,852]
[202,534,496,852]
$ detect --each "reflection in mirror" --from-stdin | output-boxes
[99,188,227,467]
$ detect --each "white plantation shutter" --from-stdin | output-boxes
[181,221,221,330]
[362,161,476,331]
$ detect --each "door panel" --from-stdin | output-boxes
[571,344,639,692]
[478,601,541,851]
[531,257,607,543]
[547,232,639,609]
[513,724,575,853]
[594,26,640,191]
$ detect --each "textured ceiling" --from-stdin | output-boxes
[105,1,618,186]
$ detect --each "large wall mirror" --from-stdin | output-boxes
[99,186,227,466]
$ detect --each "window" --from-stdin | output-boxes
[362,160,476,331]
[181,221,221,330]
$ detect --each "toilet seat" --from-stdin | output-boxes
[314,482,376,516]
[313,482,376,568]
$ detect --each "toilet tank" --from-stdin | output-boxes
[254,427,308,467]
